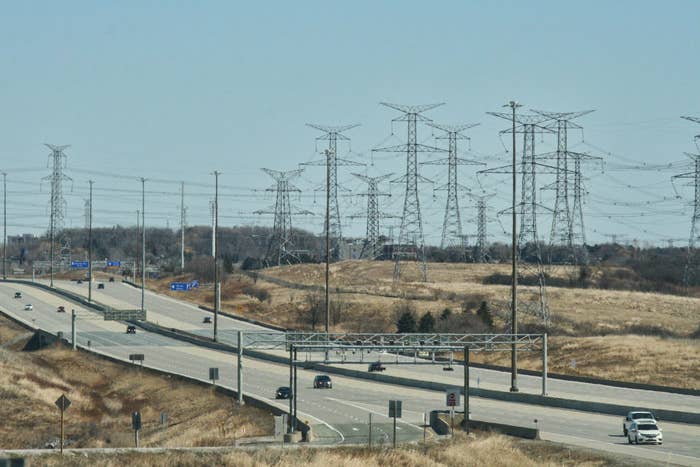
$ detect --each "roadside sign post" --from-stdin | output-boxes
[55,394,71,454]
[464,345,470,433]
[423,412,427,442]
[71,309,76,350]
[445,388,460,436]
[388,400,402,448]
[132,411,141,447]
[160,412,168,446]
[209,367,219,386]
[129,354,145,367]
[237,330,244,405]
[368,412,372,448]
[542,333,548,396]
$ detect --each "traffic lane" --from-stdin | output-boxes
[310,370,700,460]
[78,280,700,413]
[53,280,267,334]
[339,357,700,413]
[11,281,700,415]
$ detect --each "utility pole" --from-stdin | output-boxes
[324,150,331,348]
[134,210,139,284]
[374,102,446,282]
[180,181,186,271]
[88,180,93,302]
[508,101,519,392]
[2,172,6,280]
[140,178,146,313]
[423,123,483,248]
[213,171,220,342]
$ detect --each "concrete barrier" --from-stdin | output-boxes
[430,410,539,439]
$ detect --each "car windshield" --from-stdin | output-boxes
[632,413,653,419]
[638,424,658,431]
[316,376,330,381]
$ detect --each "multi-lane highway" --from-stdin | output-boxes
[2,280,699,465]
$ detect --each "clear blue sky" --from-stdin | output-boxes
[1,1,699,246]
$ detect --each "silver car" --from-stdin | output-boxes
[628,420,663,445]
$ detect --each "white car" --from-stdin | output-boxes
[628,420,663,445]
[623,411,656,435]
[24,304,33,311]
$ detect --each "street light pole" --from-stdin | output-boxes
[324,149,331,360]
[2,172,6,280]
[213,170,220,342]
[88,180,93,302]
[140,178,146,313]
[505,100,522,392]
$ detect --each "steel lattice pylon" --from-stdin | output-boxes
[374,102,445,282]
[255,168,312,266]
[472,194,492,263]
[351,172,393,260]
[532,110,595,265]
[43,144,72,234]
[423,123,483,248]
[677,116,700,289]
[481,113,557,326]
[303,124,362,260]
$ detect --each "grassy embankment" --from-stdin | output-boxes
[0,314,271,449]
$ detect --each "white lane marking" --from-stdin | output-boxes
[325,397,422,431]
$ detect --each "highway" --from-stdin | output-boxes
[50,279,700,413]
[2,281,700,465]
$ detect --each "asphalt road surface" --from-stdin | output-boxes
[2,281,699,465]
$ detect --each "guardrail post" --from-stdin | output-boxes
[71,309,76,350]
[542,333,548,396]
[237,330,244,405]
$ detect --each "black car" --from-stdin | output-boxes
[57,306,66,313]
[126,325,136,334]
[203,316,212,324]
[275,386,292,399]
[14,292,22,299]
[313,375,332,389]
[109,277,115,282]
[368,362,386,372]
[97,283,105,289]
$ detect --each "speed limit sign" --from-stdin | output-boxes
[445,388,460,407]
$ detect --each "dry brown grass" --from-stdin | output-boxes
[469,335,700,389]
[137,261,700,388]
[27,432,625,467]
[0,315,271,450]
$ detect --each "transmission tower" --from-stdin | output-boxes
[374,102,446,282]
[42,144,72,284]
[423,123,483,248]
[480,113,556,325]
[255,168,312,266]
[467,193,494,263]
[677,116,700,289]
[303,124,362,261]
[531,110,594,260]
[351,172,393,260]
